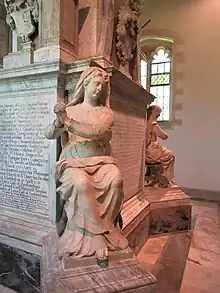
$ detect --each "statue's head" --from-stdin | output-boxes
[68,67,110,107]
[147,105,162,121]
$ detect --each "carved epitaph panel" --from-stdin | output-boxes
[0,95,53,217]
[111,101,145,201]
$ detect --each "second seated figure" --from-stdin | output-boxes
[44,67,128,259]
[145,105,175,185]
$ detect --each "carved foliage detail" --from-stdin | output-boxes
[116,0,140,71]
[4,0,39,42]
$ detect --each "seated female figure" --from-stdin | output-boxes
[146,105,175,182]
[44,67,128,258]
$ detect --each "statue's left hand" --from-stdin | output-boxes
[54,102,68,124]
[54,102,66,114]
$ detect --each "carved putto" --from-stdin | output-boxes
[4,0,39,42]
[116,0,140,76]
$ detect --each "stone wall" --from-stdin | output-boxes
[141,0,220,192]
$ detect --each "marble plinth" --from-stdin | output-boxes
[122,185,192,254]
[63,248,133,270]
[3,42,34,69]
[40,232,156,293]
[146,185,192,235]
[0,243,40,293]
[122,192,150,254]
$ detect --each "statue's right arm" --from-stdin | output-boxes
[44,119,66,139]
[153,123,168,140]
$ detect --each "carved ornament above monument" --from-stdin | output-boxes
[4,0,39,42]
[116,0,140,77]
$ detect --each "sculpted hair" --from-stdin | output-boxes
[147,105,162,121]
[147,105,156,121]
[67,67,110,107]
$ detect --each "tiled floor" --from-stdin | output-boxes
[137,200,220,293]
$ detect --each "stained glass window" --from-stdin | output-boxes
[140,60,147,89]
[150,48,171,121]
[140,47,172,121]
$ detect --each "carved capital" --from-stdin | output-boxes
[116,0,140,74]
[4,0,39,43]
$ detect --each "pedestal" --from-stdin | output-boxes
[3,42,34,69]
[41,233,157,293]
[122,185,192,255]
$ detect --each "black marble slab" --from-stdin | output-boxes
[0,242,40,293]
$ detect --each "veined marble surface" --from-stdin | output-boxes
[0,243,40,293]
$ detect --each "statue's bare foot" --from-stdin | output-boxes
[95,247,108,260]
[95,247,109,268]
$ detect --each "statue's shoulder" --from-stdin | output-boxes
[101,106,114,117]
[100,107,114,125]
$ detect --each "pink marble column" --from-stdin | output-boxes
[0,2,10,65]
[36,0,78,63]
[78,0,114,61]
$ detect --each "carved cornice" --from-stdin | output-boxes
[4,0,39,42]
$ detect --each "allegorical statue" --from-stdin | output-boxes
[44,67,128,259]
[146,105,175,183]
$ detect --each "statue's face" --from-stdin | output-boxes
[86,75,104,101]
[155,106,162,119]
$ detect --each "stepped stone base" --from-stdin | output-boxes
[122,185,192,254]
[0,185,190,292]
[40,233,156,293]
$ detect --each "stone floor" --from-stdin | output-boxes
[0,285,16,293]
[137,200,220,293]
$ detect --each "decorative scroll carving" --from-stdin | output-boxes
[116,0,140,76]
[4,0,39,42]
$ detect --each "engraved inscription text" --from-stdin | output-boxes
[0,97,51,216]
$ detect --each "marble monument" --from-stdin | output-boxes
[0,0,159,292]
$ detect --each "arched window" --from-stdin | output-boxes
[140,47,172,121]
[140,59,147,90]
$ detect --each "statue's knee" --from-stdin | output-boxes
[75,176,89,191]
[111,171,123,189]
